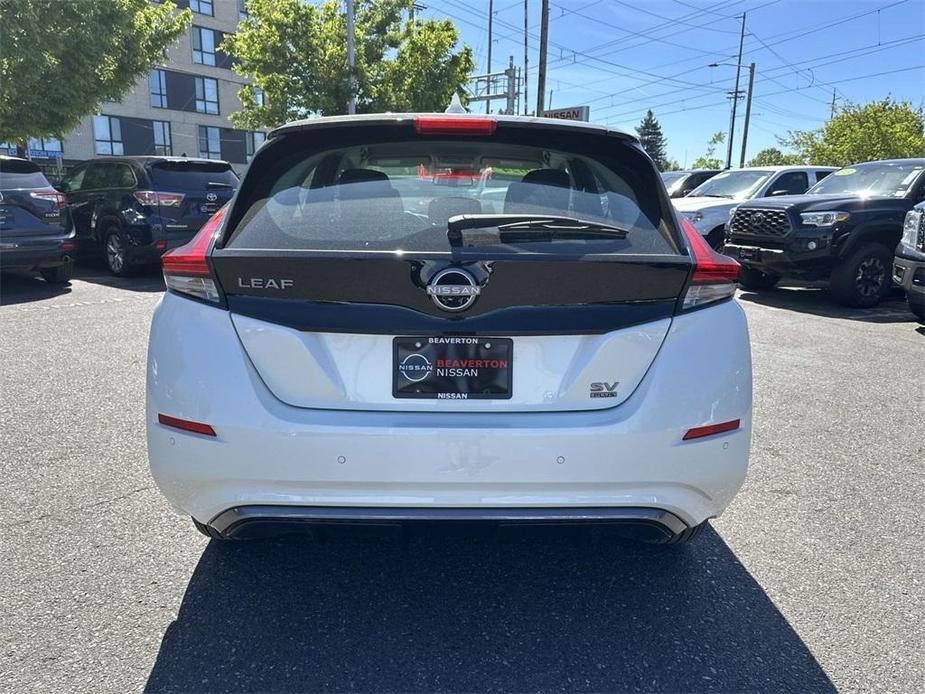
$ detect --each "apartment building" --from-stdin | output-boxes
[3,0,265,175]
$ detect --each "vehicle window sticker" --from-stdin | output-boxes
[833,168,856,176]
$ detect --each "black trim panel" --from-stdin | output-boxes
[227,296,676,335]
[209,505,689,540]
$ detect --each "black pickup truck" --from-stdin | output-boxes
[725,159,925,307]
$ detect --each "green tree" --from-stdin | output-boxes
[690,131,725,169]
[0,0,191,149]
[780,98,925,166]
[223,0,475,129]
[747,147,804,167]
[635,109,668,170]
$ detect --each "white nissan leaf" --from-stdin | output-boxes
[146,113,752,544]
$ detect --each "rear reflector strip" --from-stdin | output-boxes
[157,413,216,437]
[414,116,497,135]
[683,419,740,441]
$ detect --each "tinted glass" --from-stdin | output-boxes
[227,133,678,255]
[81,163,110,190]
[770,171,808,195]
[150,161,239,190]
[807,161,925,197]
[660,172,684,185]
[0,159,49,188]
[689,170,773,199]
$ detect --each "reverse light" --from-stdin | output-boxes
[30,189,67,209]
[683,419,740,441]
[679,218,740,310]
[134,190,185,207]
[414,115,497,136]
[161,205,227,303]
[800,211,849,227]
[157,413,216,437]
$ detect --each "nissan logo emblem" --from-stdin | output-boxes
[206,192,218,202]
[426,268,480,312]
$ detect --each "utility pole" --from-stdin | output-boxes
[739,62,756,168]
[830,88,837,118]
[725,11,746,169]
[346,0,355,115]
[536,0,549,117]
[486,0,493,113]
[523,0,529,115]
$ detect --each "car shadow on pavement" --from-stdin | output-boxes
[144,526,835,694]
[737,283,915,324]
[0,271,72,305]
[71,258,166,292]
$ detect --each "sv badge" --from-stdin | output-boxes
[590,381,619,398]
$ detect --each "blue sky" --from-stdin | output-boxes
[420,0,925,166]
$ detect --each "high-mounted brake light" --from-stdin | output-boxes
[158,413,216,437]
[683,419,740,441]
[161,205,227,303]
[680,218,740,310]
[414,116,497,136]
[134,190,185,207]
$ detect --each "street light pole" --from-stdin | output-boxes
[536,0,549,117]
[739,62,756,168]
[346,0,356,115]
[725,12,746,169]
[486,0,493,113]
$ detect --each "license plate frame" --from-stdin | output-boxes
[392,337,513,400]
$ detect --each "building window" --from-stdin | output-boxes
[27,137,63,153]
[194,77,219,114]
[198,126,221,160]
[192,26,217,66]
[253,87,265,108]
[246,131,266,162]
[93,115,123,155]
[149,69,167,108]
[153,121,172,156]
[190,0,213,16]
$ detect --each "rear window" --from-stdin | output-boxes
[0,159,50,189]
[150,161,239,190]
[226,127,679,255]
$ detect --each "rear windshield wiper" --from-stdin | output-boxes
[447,213,628,245]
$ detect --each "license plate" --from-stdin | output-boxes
[200,203,217,213]
[738,247,759,261]
[393,337,512,400]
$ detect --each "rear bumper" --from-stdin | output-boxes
[210,505,689,541]
[0,232,74,270]
[146,294,753,528]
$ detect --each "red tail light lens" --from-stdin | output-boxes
[680,218,740,309]
[683,419,740,441]
[161,205,227,302]
[157,413,216,437]
[30,189,67,209]
[134,190,185,207]
[414,116,497,136]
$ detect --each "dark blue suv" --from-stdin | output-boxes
[59,156,238,276]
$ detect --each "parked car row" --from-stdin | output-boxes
[668,158,925,318]
[0,154,239,280]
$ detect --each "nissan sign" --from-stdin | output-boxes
[542,105,590,122]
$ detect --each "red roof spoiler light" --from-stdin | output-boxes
[413,116,497,136]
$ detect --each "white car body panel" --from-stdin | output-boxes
[231,313,672,412]
[146,292,752,527]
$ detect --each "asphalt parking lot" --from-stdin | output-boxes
[1,265,922,694]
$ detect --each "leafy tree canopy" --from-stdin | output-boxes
[0,0,191,144]
[635,109,668,170]
[780,98,925,167]
[690,131,725,170]
[747,147,804,167]
[224,0,475,129]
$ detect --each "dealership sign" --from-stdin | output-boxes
[542,105,590,122]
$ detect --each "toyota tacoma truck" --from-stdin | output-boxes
[726,159,925,307]
[895,202,925,321]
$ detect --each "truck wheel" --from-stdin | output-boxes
[739,266,780,290]
[830,243,892,308]
[40,261,72,284]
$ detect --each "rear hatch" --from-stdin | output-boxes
[0,159,66,238]
[148,160,237,243]
[209,116,696,412]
